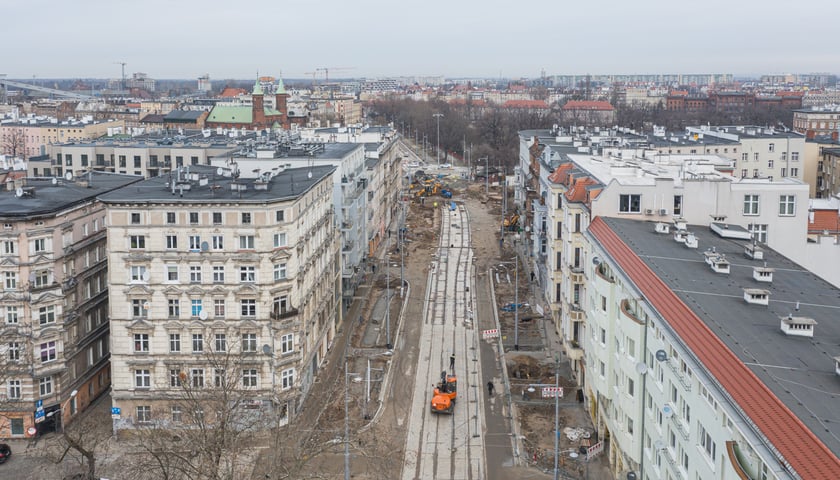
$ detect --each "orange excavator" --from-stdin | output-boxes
[430,370,458,414]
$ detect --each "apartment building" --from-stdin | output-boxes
[0,117,125,160]
[793,105,840,136]
[0,171,141,438]
[31,138,239,179]
[584,217,840,480]
[100,164,339,429]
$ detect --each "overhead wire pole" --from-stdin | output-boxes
[553,356,560,480]
[433,113,443,168]
[514,252,519,350]
[386,230,392,350]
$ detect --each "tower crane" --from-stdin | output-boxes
[114,61,127,90]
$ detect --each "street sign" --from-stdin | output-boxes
[35,399,43,409]
[111,407,121,419]
[482,328,499,339]
[541,386,564,398]
[34,409,45,423]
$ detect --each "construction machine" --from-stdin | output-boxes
[430,370,458,414]
[503,214,520,231]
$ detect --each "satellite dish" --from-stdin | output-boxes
[655,349,668,362]
[142,271,151,282]
[198,310,208,320]
[200,241,209,252]
[216,167,224,176]
[592,256,601,265]
[662,404,674,418]
[635,362,648,375]
[307,170,313,179]
[262,344,272,355]
[64,171,73,181]
[15,187,23,198]
[51,177,58,185]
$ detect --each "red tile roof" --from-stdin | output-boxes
[562,100,614,111]
[219,87,247,98]
[502,100,549,109]
[548,163,573,184]
[565,177,597,203]
[588,217,840,480]
[809,209,840,235]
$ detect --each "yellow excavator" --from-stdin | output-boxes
[430,370,458,414]
[503,214,520,231]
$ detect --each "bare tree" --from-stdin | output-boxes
[1,127,26,160]
[43,406,112,480]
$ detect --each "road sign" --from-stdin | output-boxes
[111,407,121,419]
[482,328,499,339]
[34,409,45,423]
[35,399,43,409]
[541,386,564,398]
[27,427,36,436]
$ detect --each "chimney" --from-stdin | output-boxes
[806,130,816,139]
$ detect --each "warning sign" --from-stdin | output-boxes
[482,329,499,339]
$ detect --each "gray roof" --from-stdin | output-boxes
[98,164,336,205]
[163,110,205,122]
[0,172,142,219]
[601,217,840,457]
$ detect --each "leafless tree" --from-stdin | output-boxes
[1,127,26,160]
[43,405,112,480]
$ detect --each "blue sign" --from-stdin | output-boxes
[35,399,43,409]
[34,409,45,423]
[111,407,121,416]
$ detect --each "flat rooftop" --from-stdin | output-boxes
[97,164,336,204]
[600,217,840,460]
[0,172,141,218]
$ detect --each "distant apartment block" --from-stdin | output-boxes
[0,117,125,160]
[792,104,840,136]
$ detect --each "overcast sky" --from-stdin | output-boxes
[3,0,838,80]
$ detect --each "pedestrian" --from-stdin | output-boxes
[487,381,495,396]
[449,353,455,370]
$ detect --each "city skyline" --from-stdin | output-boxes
[4,0,839,80]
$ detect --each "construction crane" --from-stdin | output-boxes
[114,61,127,90]
[314,67,355,84]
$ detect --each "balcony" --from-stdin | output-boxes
[566,339,584,361]
[271,308,299,322]
[569,306,584,322]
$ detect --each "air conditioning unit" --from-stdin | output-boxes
[659,208,668,216]
[644,209,654,215]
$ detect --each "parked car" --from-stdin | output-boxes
[0,443,11,464]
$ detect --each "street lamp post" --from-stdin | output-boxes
[433,113,443,168]
[514,252,519,351]
[478,157,489,195]
[344,362,351,480]
[386,231,392,350]
[553,356,560,480]
[48,389,78,433]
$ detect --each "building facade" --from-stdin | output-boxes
[100,165,340,429]
[0,171,140,438]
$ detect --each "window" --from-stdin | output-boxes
[171,405,182,422]
[130,212,141,225]
[743,194,759,215]
[189,236,201,251]
[619,194,641,213]
[212,235,224,250]
[213,299,226,317]
[627,417,634,435]
[273,233,287,248]
[189,266,202,283]
[4,272,17,290]
[212,212,223,224]
[135,369,151,388]
[5,306,18,324]
[627,378,635,397]
[276,210,285,222]
[753,152,759,161]
[599,361,605,377]
[779,195,795,216]
[281,368,295,390]
[212,266,225,283]
[39,306,56,325]
[749,224,768,243]
[241,333,257,352]
[741,169,747,178]
[214,333,227,352]
[214,368,226,387]
[274,263,287,281]
[33,238,46,252]
[767,159,774,168]
[130,265,148,283]
[241,212,251,224]
[792,152,799,161]
[7,379,21,399]
[136,406,151,423]
[241,299,256,317]
[191,368,205,388]
[134,334,149,353]
[600,328,606,344]
[136,299,151,318]
[189,212,199,224]
[768,143,775,152]
[791,167,799,177]
[168,299,180,318]
[191,299,203,317]
[192,334,204,352]
[39,376,53,396]
[166,212,176,224]
[40,341,57,362]
[699,424,716,461]
[673,195,682,216]
[129,235,146,249]
[240,266,256,282]
[780,167,786,177]
[7,342,20,361]
[273,295,289,315]
[169,333,181,352]
[3,240,16,255]
[166,265,179,281]
[243,369,258,387]
[741,153,748,161]
[781,152,787,161]
[166,235,178,249]
[280,333,294,354]
[239,235,255,250]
